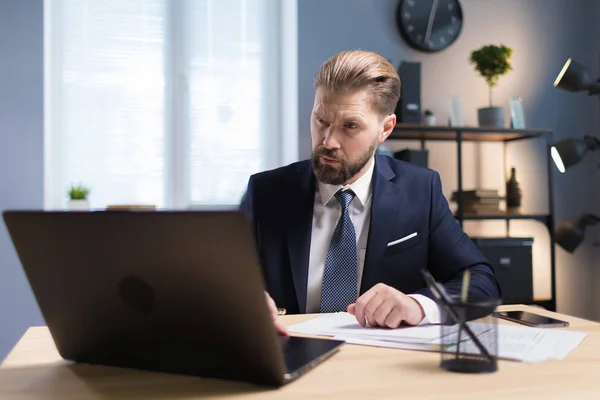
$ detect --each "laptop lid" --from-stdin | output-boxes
[3,210,329,387]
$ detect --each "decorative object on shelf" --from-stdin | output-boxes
[505,167,522,210]
[447,96,463,126]
[395,61,422,123]
[509,97,525,129]
[553,58,600,95]
[396,0,463,53]
[450,189,504,215]
[67,184,90,211]
[551,135,600,173]
[555,214,600,253]
[469,44,513,127]
[423,109,436,126]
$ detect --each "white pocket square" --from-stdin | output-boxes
[387,232,418,247]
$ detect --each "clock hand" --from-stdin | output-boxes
[424,0,439,44]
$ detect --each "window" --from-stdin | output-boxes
[44,0,297,210]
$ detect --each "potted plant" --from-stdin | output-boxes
[423,109,436,126]
[469,44,513,127]
[67,184,90,210]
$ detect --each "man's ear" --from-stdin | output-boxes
[378,113,396,143]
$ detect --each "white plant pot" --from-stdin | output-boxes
[424,115,436,126]
[68,199,90,211]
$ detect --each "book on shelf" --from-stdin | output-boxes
[450,189,504,203]
[458,209,507,215]
[461,202,501,212]
[449,188,511,215]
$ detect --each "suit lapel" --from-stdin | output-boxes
[361,156,404,293]
[286,163,315,313]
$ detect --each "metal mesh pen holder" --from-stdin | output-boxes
[438,296,500,373]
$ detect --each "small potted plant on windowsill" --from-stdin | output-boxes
[423,109,436,126]
[67,184,90,211]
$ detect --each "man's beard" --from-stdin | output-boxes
[311,141,377,185]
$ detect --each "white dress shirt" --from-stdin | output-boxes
[306,158,440,325]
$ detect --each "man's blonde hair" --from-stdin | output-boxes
[313,50,401,116]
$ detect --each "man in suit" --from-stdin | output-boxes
[241,50,500,334]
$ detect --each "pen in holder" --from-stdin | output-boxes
[421,269,501,374]
[439,295,500,373]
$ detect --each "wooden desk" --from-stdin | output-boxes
[1,305,599,399]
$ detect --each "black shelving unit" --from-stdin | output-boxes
[389,124,556,311]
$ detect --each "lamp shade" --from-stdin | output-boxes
[553,58,600,94]
[551,138,589,172]
[551,136,600,173]
[555,214,600,253]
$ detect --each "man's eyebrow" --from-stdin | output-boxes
[344,115,365,122]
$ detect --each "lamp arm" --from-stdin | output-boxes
[589,79,600,96]
[580,214,600,227]
[583,135,600,151]
[588,214,600,248]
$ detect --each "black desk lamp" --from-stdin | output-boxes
[554,58,600,95]
[555,214,600,253]
[552,58,600,252]
[550,135,600,173]
[552,59,600,172]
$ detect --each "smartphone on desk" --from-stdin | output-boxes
[493,310,569,328]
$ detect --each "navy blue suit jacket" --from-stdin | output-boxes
[241,155,500,314]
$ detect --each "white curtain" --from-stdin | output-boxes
[45,0,284,210]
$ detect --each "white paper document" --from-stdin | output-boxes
[288,312,587,363]
[289,312,441,344]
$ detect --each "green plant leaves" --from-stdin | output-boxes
[68,184,90,200]
[469,44,513,88]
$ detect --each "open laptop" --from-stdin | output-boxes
[2,210,344,387]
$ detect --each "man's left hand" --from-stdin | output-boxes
[347,283,424,328]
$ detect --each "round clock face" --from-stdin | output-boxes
[397,0,463,52]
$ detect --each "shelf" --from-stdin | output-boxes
[391,124,552,142]
[455,213,551,224]
[388,122,556,312]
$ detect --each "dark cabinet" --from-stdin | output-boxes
[471,237,534,304]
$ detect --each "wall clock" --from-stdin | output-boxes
[396,0,463,52]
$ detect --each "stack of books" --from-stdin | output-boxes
[450,189,504,214]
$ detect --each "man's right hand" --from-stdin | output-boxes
[264,291,289,336]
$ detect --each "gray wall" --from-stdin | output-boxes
[0,0,45,360]
[299,0,600,320]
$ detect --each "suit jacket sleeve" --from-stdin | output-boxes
[240,176,259,249]
[239,178,252,221]
[413,171,501,301]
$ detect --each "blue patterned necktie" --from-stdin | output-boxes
[320,189,358,313]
